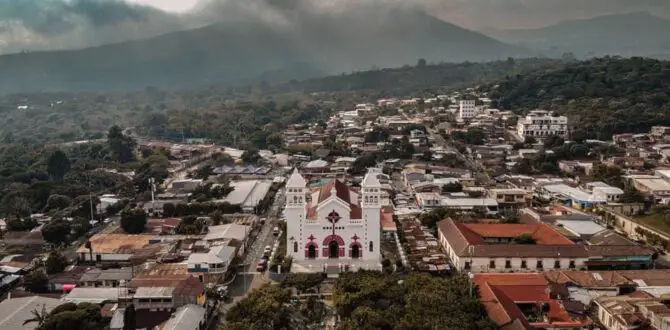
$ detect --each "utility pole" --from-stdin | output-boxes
[89,175,95,222]
[149,178,156,213]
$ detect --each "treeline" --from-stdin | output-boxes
[483,56,670,140]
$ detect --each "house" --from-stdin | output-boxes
[202,224,250,255]
[558,160,594,175]
[594,291,670,330]
[488,188,529,210]
[626,175,670,203]
[516,110,568,139]
[187,245,236,284]
[474,273,592,329]
[79,267,134,288]
[585,182,624,203]
[438,219,588,273]
[542,184,607,210]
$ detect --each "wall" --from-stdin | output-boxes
[600,206,670,244]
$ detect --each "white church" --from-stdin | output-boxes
[284,168,383,272]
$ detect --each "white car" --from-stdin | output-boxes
[264,245,272,253]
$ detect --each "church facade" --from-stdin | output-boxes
[284,168,382,270]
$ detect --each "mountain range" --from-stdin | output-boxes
[482,12,670,58]
[0,6,525,94]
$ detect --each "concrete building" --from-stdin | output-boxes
[517,110,568,139]
[285,168,382,272]
[187,245,236,284]
[458,100,477,119]
[585,181,624,203]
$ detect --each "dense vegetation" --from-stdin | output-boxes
[0,58,562,150]
[483,57,670,140]
[333,271,495,329]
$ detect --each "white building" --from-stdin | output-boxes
[437,219,589,273]
[458,100,477,119]
[516,110,568,139]
[585,181,624,203]
[285,168,381,272]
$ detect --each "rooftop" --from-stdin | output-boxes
[437,219,587,258]
[203,223,250,242]
[76,234,156,254]
[475,273,592,329]
[0,296,63,329]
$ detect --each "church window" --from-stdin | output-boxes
[293,242,298,253]
[369,241,374,252]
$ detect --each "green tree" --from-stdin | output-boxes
[23,269,48,293]
[162,202,176,217]
[41,219,71,245]
[43,194,72,212]
[241,149,262,164]
[107,125,135,163]
[120,208,147,234]
[23,304,49,327]
[514,233,537,244]
[441,182,463,193]
[47,150,71,181]
[224,284,293,329]
[45,251,69,274]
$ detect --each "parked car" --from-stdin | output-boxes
[273,226,280,236]
[264,245,272,254]
[256,260,268,272]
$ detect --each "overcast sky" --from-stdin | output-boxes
[126,0,199,12]
[124,0,670,29]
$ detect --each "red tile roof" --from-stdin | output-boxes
[317,179,351,204]
[380,206,396,232]
[307,179,365,220]
[461,223,575,245]
[475,273,592,329]
[438,219,588,258]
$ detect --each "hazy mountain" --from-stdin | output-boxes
[0,7,525,94]
[482,12,670,58]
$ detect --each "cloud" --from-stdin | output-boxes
[0,0,668,54]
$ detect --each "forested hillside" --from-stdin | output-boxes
[483,57,670,140]
[0,58,558,149]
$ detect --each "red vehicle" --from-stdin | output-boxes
[256,260,268,272]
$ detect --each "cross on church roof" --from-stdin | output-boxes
[307,234,316,241]
[327,210,341,224]
[351,234,360,241]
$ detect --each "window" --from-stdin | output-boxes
[521,260,527,269]
[369,241,374,252]
[489,259,496,269]
[505,260,511,269]
[554,260,561,269]
[536,260,543,269]
[569,260,576,269]
[195,264,201,269]
[293,242,298,253]
[464,262,471,270]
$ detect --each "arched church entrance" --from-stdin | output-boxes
[328,240,340,259]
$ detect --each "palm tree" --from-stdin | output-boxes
[23,304,48,327]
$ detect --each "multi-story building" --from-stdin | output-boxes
[517,110,568,139]
[285,168,382,272]
[458,100,477,119]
